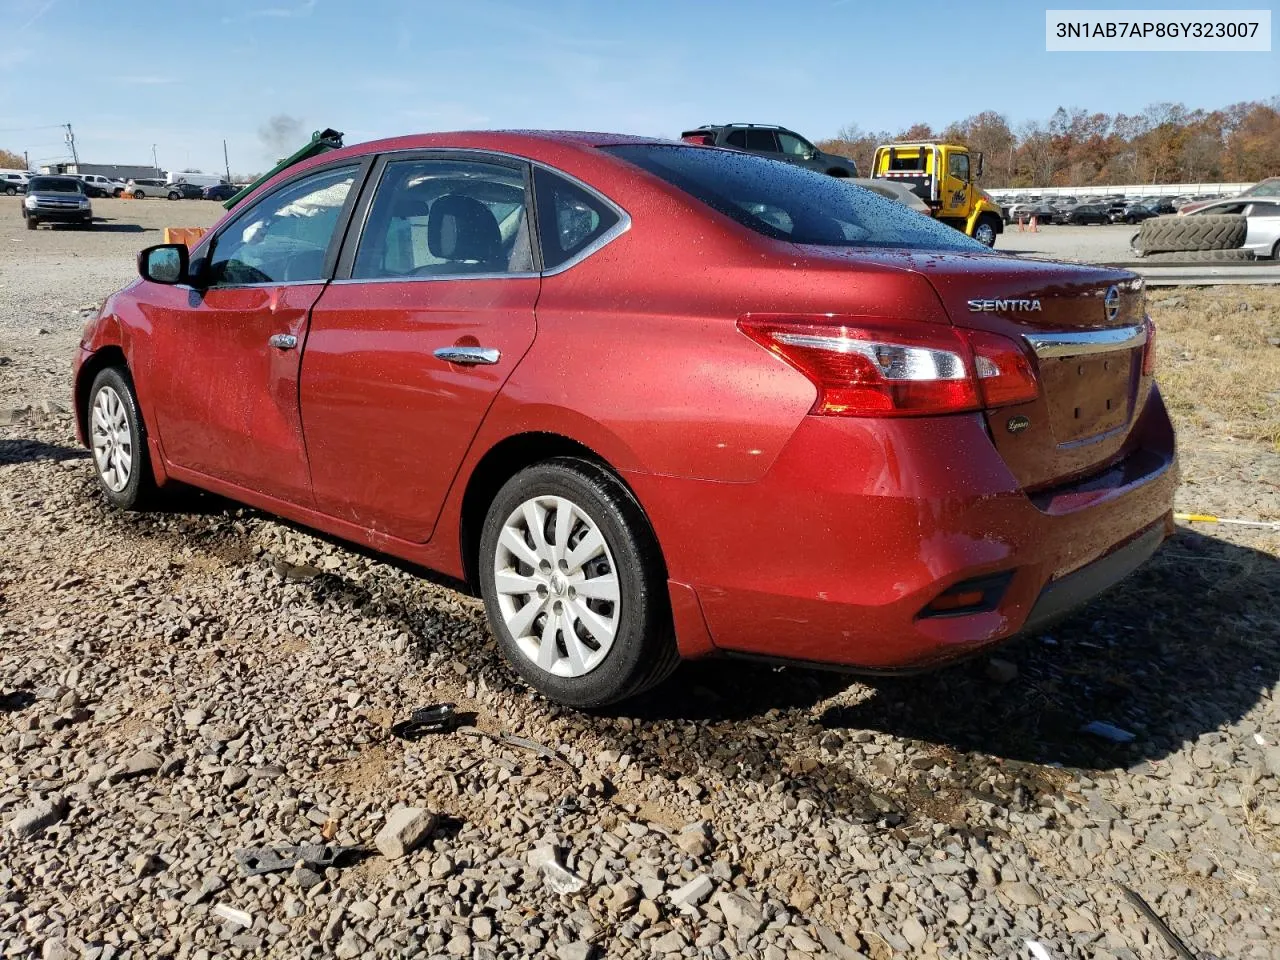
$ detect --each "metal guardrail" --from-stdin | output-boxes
[1102,260,1280,286]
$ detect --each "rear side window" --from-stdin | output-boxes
[724,130,748,148]
[604,144,986,252]
[532,167,621,270]
[745,129,779,152]
[352,159,533,279]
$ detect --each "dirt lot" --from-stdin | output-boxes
[996,223,1145,263]
[1,199,1278,960]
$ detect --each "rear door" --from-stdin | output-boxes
[300,153,540,541]
[143,161,366,503]
[1244,201,1280,256]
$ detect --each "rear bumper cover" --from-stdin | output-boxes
[629,385,1177,669]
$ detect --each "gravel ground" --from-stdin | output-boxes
[2,200,1279,960]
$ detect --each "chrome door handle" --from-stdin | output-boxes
[433,346,500,365]
[268,334,298,350]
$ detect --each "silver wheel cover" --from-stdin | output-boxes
[975,222,996,245]
[90,385,133,492]
[493,495,620,678]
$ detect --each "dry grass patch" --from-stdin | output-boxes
[1150,286,1280,450]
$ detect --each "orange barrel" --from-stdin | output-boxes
[163,227,208,248]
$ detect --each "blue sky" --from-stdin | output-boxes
[1,0,1275,175]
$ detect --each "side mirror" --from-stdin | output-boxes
[137,243,189,285]
[974,153,985,179]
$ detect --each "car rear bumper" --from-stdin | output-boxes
[628,385,1177,669]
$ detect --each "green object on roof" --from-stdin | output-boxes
[222,128,345,210]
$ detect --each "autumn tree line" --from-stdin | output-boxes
[817,98,1279,188]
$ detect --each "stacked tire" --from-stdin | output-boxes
[1133,214,1254,262]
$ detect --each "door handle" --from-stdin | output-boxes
[433,346,500,365]
[268,334,298,350]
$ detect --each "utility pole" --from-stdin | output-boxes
[64,123,79,167]
[152,143,159,175]
[223,139,231,182]
[23,151,29,170]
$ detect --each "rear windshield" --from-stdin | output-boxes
[604,145,987,252]
[29,177,82,193]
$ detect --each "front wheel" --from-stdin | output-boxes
[133,190,145,199]
[972,217,999,247]
[167,192,180,200]
[478,458,677,707]
[87,367,158,510]
[25,216,36,230]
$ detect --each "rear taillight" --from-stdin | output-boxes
[1141,315,1157,376]
[968,329,1039,407]
[738,316,1038,417]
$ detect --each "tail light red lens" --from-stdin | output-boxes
[1141,315,1157,376]
[738,317,1038,417]
[968,329,1039,407]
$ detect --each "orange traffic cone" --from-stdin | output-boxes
[1029,216,1039,233]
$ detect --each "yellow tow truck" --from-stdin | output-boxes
[870,141,1004,247]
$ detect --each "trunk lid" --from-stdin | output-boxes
[803,249,1151,490]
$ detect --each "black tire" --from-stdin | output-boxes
[167,192,180,200]
[4,186,15,196]
[972,216,1000,247]
[1141,249,1257,263]
[86,367,159,511]
[478,458,677,707]
[113,188,124,197]
[25,216,36,230]
[1138,214,1247,253]
[133,190,145,199]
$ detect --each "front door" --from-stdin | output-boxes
[143,163,362,504]
[301,154,540,541]
[938,149,973,221]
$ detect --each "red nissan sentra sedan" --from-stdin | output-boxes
[73,132,1176,707]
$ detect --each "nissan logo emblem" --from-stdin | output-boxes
[1104,286,1120,322]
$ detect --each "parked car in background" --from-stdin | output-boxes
[78,174,127,197]
[1178,177,1280,215]
[1060,203,1111,225]
[22,175,92,229]
[1009,201,1057,224]
[126,178,168,199]
[79,180,112,198]
[1115,203,1158,225]
[680,123,859,177]
[202,182,242,201]
[1186,198,1280,258]
[2,171,29,195]
[72,130,1174,707]
[166,182,205,200]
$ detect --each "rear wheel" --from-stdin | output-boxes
[4,186,15,196]
[87,367,158,510]
[478,458,677,707]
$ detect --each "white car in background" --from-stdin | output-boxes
[77,174,127,197]
[1187,198,1280,259]
[2,171,29,195]
[125,178,169,199]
